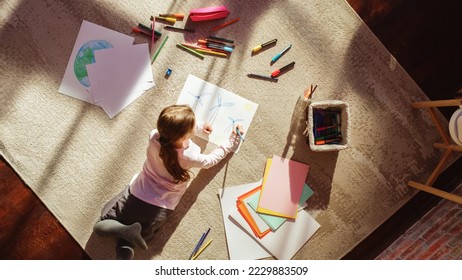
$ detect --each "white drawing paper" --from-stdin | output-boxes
[218,181,272,260]
[58,20,135,104]
[177,74,258,146]
[228,207,321,260]
[87,43,154,118]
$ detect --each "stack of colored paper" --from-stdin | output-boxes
[59,20,155,118]
[257,155,310,219]
[219,155,321,260]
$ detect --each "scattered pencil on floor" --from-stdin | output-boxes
[151,35,169,64]
[210,17,240,32]
[192,239,213,260]
[155,16,176,24]
[304,84,318,100]
[177,44,205,59]
[159,13,184,20]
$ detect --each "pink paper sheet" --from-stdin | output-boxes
[257,155,309,219]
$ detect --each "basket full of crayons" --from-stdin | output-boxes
[306,100,349,152]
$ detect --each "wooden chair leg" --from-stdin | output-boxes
[409,99,462,203]
[408,180,462,204]
[427,108,452,144]
[411,99,462,108]
[425,148,453,186]
[433,143,462,152]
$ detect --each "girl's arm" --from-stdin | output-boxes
[190,125,244,169]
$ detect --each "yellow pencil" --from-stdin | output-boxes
[156,16,176,24]
[192,239,212,260]
[196,49,228,57]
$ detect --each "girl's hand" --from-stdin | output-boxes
[233,124,245,136]
[203,122,213,135]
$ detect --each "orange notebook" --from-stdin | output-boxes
[257,155,309,219]
[236,186,271,239]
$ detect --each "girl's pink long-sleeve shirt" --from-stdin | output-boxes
[130,129,239,210]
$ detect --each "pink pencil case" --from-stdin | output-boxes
[189,5,230,21]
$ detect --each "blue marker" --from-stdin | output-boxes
[206,43,233,53]
[271,44,292,63]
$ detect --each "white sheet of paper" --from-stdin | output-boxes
[86,43,154,118]
[58,20,135,104]
[177,74,258,146]
[228,207,321,260]
[218,181,272,260]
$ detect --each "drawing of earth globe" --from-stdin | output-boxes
[74,40,113,87]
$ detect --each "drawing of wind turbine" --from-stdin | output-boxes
[208,93,235,125]
[225,116,245,133]
[187,91,212,111]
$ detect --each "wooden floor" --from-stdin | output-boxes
[1,0,461,259]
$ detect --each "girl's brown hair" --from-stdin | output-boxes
[157,105,195,183]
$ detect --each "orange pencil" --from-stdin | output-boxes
[210,17,240,32]
[196,49,228,57]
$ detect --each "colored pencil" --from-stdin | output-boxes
[156,16,176,24]
[210,18,240,32]
[236,127,244,142]
[188,232,206,260]
[192,239,213,260]
[159,13,185,20]
[196,49,228,57]
[151,35,169,64]
[176,44,205,59]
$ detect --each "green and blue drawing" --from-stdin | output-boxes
[73,40,113,87]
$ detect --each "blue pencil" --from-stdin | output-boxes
[189,232,205,260]
[189,228,210,260]
[236,127,245,142]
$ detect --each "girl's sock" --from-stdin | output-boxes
[93,220,148,249]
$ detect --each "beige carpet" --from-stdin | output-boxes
[0,0,443,259]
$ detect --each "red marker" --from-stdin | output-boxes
[270,61,295,78]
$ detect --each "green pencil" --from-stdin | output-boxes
[151,35,169,64]
[176,44,205,59]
